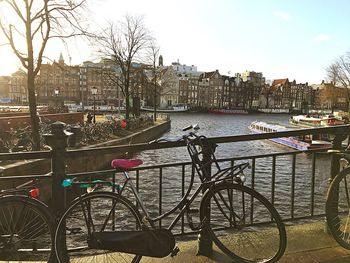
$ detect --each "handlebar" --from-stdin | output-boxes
[149,124,200,144]
[182,125,193,131]
[182,124,199,131]
[327,150,350,162]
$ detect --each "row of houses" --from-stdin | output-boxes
[0,55,348,112]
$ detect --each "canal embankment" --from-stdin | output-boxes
[0,120,171,202]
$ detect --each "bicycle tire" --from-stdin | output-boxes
[0,195,53,261]
[326,166,350,249]
[200,182,287,263]
[55,191,143,263]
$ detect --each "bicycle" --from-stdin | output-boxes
[326,149,350,249]
[0,179,53,261]
[54,124,287,263]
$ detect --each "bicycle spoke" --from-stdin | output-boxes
[227,187,236,226]
[100,199,118,232]
[213,189,242,226]
[79,198,95,235]
[56,192,142,263]
[0,197,52,261]
[3,203,24,245]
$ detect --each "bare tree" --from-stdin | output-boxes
[97,15,152,119]
[0,0,88,150]
[147,40,160,121]
[318,82,339,112]
[326,52,350,111]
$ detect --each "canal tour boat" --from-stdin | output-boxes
[249,121,332,151]
[289,114,344,128]
[140,104,189,113]
[209,108,249,115]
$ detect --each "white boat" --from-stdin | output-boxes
[141,104,189,113]
[249,121,332,151]
[290,114,344,128]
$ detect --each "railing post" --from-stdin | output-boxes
[197,140,213,256]
[325,133,343,233]
[330,134,343,180]
[44,121,69,262]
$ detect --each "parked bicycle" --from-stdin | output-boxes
[54,124,287,263]
[326,149,350,249]
[0,179,53,261]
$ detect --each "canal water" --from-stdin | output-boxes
[132,113,331,230]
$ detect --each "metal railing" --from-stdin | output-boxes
[0,122,350,256]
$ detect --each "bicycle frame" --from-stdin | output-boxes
[119,169,203,231]
[116,160,249,231]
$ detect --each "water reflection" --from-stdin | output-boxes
[134,113,331,225]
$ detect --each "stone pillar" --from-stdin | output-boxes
[43,121,69,263]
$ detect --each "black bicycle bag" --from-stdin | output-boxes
[88,229,175,258]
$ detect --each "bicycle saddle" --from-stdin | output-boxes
[111,159,143,169]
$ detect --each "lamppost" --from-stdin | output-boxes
[54,89,59,108]
[79,72,85,113]
[91,87,97,124]
[154,79,161,121]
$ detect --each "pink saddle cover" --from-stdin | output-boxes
[111,159,143,170]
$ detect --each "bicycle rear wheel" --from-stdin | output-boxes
[326,166,350,249]
[200,182,286,263]
[0,195,53,261]
[55,191,143,263]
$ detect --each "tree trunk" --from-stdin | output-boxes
[27,70,40,150]
[26,7,40,151]
[125,86,130,119]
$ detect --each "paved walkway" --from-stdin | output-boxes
[3,220,350,262]
[142,221,350,263]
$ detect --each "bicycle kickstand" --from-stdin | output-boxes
[171,246,180,257]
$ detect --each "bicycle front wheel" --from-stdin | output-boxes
[326,166,350,249]
[0,195,53,261]
[55,191,143,263]
[200,183,286,263]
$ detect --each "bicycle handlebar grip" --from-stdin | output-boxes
[182,125,193,131]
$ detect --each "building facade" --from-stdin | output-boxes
[9,70,27,103]
[0,76,10,99]
[36,55,80,103]
[312,81,348,111]
[159,67,180,108]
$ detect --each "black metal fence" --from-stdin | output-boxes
[0,122,349,245]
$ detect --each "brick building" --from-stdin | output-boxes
[312,81,348,111]
[36,54,80,103]
[0,76,10,99]
[9,70,27,103]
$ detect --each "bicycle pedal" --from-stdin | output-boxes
[186,209,201,231]
[171,246,180,257]
[188,208,199,215]
[67,227,83,234]
[189,222,201,231]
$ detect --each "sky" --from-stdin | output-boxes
[0,0,350,84]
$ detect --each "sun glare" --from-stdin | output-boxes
[0,47,19,76]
